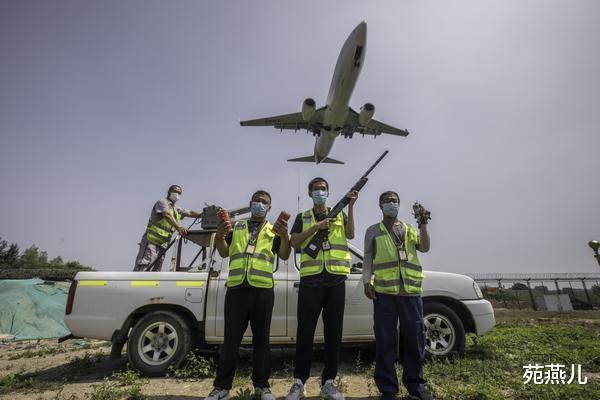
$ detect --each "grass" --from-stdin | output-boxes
[414,313,600,399]
[0,311,597,399]
[166,349,216,380]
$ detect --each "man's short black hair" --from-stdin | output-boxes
[168,185,182,193]
[252,190,272,203]
[308,177,329,192]
[379,191,400,204]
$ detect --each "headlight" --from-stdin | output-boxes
[473,281,483,299]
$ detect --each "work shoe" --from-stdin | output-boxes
[255,387,276,400]
[320,379,344,400]
[285,378,305,400]
[205,387,230,400]
[408,389,433,400]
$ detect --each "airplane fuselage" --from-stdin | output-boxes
[314,22,367,163]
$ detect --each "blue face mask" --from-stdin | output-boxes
[311,190,328,205]
[382,202,399,218]
[251,201,269,218]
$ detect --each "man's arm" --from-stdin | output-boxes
[289,215,330,249]
[163,210,187,235]
[345,190,358,239]
[417,224,430,253]
[362,226,377,300]
[215,222,230,258]
[273,220,291,260]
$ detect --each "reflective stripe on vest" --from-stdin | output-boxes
[372,222,423,295]
[227,220,276,288]
[146,204,181,247]
[299,209,351,277]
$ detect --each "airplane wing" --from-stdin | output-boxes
[240,108,325,132]
[343,108,409,137]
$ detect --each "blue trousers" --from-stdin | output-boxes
[373,293,427,395]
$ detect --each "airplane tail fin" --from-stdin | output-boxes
[287,155,345,165]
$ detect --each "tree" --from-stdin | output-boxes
[19,245,44,268]
[4,243,20,266]
[511,282,529,290]
[49,256,64,268]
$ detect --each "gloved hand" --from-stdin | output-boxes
[412,202,431,227]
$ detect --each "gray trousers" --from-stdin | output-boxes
[133,235,166,271]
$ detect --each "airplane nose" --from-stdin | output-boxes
[353,21,367,44]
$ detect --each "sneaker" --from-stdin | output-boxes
[409,390,433,400]
[255,387,276,400]
[320,379,344,400]
[206,387,230,400]
[285,378,305,400]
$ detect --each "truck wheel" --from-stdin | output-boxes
[128,311,193,377]
[423,302,465,357]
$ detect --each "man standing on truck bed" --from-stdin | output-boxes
[285,177,358,400]
[133,185,202,271]
[362,191,433,400]
[206,190,291,400]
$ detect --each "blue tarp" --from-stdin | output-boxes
[0,278,70,340]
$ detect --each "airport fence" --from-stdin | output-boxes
[466,273,600,310]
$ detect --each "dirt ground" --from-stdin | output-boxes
[1,310,599,399]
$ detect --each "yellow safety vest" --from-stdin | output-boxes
[146,204,181,247]
[372,222,423,295]
[227,220,276,289]
[299,209,351,277]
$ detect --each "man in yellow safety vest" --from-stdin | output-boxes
[285,177,358,400]
[133,185,201,271]
[362,191,432,400]
[206,190,290,400]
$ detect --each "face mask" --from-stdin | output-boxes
[168,192,180,203]
[382,202,399,218]
[311,190,328,205]
[251,201,269,218]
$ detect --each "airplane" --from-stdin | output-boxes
[240,21,409,164]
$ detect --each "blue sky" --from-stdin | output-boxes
[1,0,599,273]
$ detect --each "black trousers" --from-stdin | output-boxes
[293,282,345,384]
[213,287,274,390]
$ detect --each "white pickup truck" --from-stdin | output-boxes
[64,230,495,376]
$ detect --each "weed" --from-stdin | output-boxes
[0,373,34,394]
[68,351,105,370]
[87,378,146,400]
[111,368,144,386]
[230,387,253,400]
[334,375,348,394]
[166,350,215,379]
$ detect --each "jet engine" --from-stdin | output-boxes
[302,98,316,122]
[358,103,375,126]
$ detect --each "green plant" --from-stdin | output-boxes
[0,373,34,394]
[230,387,253,400]
[111,368,143,386]
[166,350,215,379]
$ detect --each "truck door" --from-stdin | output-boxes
[214,255,288,339]
[287,248,373,341]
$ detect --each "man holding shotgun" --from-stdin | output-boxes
[285,176,357,400]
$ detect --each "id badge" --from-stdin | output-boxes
[322,240,331,250]
[246,244,256,255]
[398,249,408,262]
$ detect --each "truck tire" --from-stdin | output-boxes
[423,302,465,357]
[127,310,193,377]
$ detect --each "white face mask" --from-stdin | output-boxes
[168,192,180,203]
